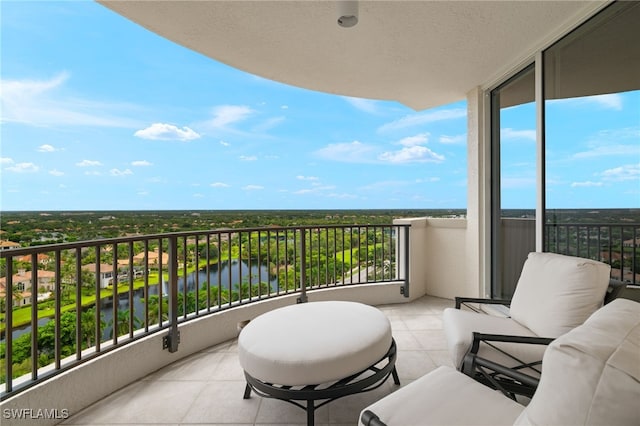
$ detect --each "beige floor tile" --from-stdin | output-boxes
[209,352,246,381]
[65,380,206,424]
[411,329,448,351]
[395,350,438,380]
[255,396,329,424]
[390,330,423,350]
[400,314,443,330]
[144,351,225,381]
[180,380,261,424]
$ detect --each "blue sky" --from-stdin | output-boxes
[1,2,638,211]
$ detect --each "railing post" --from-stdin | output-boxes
[163,236,180,352]
[297,228,308,303]
[402,225,410,298]
[5,258,14,394]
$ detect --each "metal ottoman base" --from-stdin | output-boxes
[243,338,400,426]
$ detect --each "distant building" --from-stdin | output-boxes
[0,240,21,250]
[622,238,640,248]
[0,269,55,307]
[82,263,116,288]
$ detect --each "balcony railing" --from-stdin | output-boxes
[497,220,638,299]
[0,224,410,400]
[545,222,639,285]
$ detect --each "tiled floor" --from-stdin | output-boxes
[63,296,454,425]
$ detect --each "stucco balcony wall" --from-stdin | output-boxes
[396,217,470,300]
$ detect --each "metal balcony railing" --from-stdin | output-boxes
[544,223,639,285]
[497,220,638,299]
[0,224,410,400]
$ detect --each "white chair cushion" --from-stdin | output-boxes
[515,298,640,426]
[510,252,610,338]
[238,301,392,386]
[360,366,524,425]
[443,307,539,369]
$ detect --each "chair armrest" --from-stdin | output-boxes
[454,297,512,310]
[361,410,387,426]
[605,278,626,305]
[470,354,540,391]
[461,332,552,398]
[468,332,555,355]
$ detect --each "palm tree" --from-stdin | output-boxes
[109,309,142,339]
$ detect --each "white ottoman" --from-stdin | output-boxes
[238,301,399,425]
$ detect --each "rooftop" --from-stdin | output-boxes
[62,295,453,425]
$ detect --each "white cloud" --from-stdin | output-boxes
[550,93,624,111]
[573,144,639,159]
[1,157,14,164]
[343,97,379,114]
[110,168,133,177]
[296,175,319,181]
[134,123,200,141]
[38,144,57,152]
[6,162,39,173]
[49,169,64,176]
[253,116,285,132]
[571,181,603,187]
[439,134,466,144]
[239,155,257,161]
[0,72,142,128]
[589,94,623,110]
[378,108,466,132]
[131,160,152,167]
[281,105,289,110]
[210,182,230,188]
[314,141,376,163]
[379,133,444,164]
[359,180,412,191]
[293,185,337,195]
[76,160,102,167]
[327,192,359,199]
[501,128,536,142]
[379,145,445,164]
[243,185,264,191]
[220,140,230,146]
[416,177,441,183]
[600,163,640,182]
[210,105,254,128]
[397,133,429,147]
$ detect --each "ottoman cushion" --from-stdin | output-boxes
[238,301,392,386]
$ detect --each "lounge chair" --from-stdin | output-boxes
[360,298,640,425]
[442,252,612,395]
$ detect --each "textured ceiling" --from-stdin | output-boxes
[97,0,605,111]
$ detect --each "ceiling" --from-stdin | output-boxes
[97,0,606,111]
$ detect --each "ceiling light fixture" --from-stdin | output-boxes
[337,0,358,28]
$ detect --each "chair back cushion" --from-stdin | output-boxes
[510,252,610,337]
[515,298,640,425]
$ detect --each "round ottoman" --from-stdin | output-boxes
[238,301,399,425]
